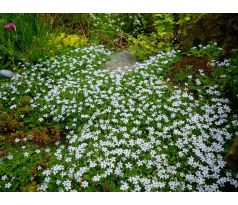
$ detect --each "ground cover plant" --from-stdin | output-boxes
[0,14,238,192]
[1,43,238,191]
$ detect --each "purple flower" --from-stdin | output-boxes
[4,22,16,31]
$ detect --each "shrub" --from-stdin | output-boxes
[88,14,144,49]
[128,33,159,61]
[128,14,202,61]
[47,32,88,56]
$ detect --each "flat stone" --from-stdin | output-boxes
[105,49,137,71]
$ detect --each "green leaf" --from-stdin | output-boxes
[184,16,191,21]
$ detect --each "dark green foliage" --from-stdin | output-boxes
[128,14,202,61]
[43,14,143,49]
[180,14,238,55]
[212,50,238,113]
[224,136,238,169]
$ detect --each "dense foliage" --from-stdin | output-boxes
[0,14,238,192]
[128,14,202,61]
[1,44,238,191]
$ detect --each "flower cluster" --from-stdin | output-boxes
[4,22,16,31]
[47,32,88,55]
[0,45,237,192]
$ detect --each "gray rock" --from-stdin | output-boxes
[0,69,14,78]
[105,49,137,71]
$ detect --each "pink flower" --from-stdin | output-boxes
[4,22,16,31]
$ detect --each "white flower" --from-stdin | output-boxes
[35,149,41,154]
[45,148,50,153]
[65,157,71,162]
[4,182,11,189]
[10,104,16,109]
[92,175,101,182]
[63,180,71,191]
[81,181,89,188]
[195,79,201,85]
[38,183,48,191]
[120,182,129,191]
[23,152,29,157]
[15,138,20,143]
[7,155,13,160]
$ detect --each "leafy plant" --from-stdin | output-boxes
[46,32,88,56]
[128,33,159,61]
[153,14,174,49]
[128,14,202,61]
[212,50,238,112]
[0,96,32,134]
[186,42,222,60]
[128,14,174,61]
[0,14,51,66]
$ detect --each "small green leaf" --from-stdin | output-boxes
[185,16,191,21]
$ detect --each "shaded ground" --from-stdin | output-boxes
[167,56,212,79]
[166,55,212,83]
